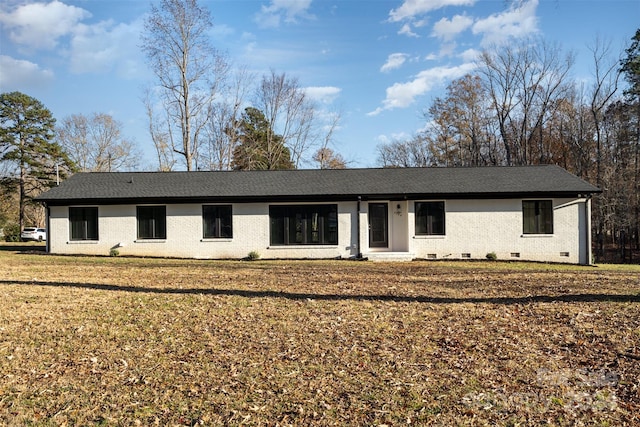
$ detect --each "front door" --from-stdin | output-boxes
[369,202,388,248]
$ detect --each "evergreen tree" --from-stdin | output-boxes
[0,92,75,230]
[620,28,640,99]
[231,107,294,170]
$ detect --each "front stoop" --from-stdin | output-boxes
[363,252,415,262]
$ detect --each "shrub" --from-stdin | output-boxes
[3,223,21,242]
[109,248,120,257]
[247,251,260,261]
[486,252,497,261]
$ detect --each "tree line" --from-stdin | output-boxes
[141,0,344,173]
[1,0,637,263]
[0,0,346,236]
[377,31,640,263]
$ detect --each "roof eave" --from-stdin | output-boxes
[38,189,600,206]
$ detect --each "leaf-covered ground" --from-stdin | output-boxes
[0,248,639,426]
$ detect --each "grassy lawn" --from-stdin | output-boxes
[0,246,639,426]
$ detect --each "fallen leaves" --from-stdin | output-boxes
[0,253,639,425]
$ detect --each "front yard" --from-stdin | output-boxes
[0,247,638,425]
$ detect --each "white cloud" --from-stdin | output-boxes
[304,86,341,104]
[472,0,539,46]
[368,62,476,115]
[210,23,235,40]
[0,1,144,79]
[254,0,314,29]
[398,23,419,37]
[389,0,475,23]
[69,18,144,78]
[0,55,54,91]
[432,14,473,41]
[460,48,480,62]
[0,0,90,50]
[381,53,409,73]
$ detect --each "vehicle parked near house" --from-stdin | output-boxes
[21,227,47,242]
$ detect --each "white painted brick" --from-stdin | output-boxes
[47,197,591,264]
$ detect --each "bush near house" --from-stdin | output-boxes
[2,223,20,242]
[0,252,638,426]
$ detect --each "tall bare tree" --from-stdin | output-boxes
[143,88,176,171]
[57,113,139,172]
[376,136,431,168]
[425,74,496,166]
[588,37,621,186]
[253,70,316,168]
[582,36,622,260]
[141,0,228,171]
[201,66,253,170]
[478,38,575,165]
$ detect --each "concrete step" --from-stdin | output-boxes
[363,252,415,262]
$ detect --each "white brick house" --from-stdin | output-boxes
[36,166,599,264]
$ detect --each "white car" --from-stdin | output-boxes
[21,227,47,242]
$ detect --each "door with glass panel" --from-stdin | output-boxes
[368,202,388,248]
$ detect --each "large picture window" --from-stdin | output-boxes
[137,206,166,239]
[69,207,98,241]
[270,205,338,246]
[415,201,445,236]
[522,200,553,234]
[203,205,232,238]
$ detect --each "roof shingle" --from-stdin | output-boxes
[36,165,600,205]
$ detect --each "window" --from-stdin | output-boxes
[415,201,445,236]
[137,206,166,239]
[522,200,553,234]
[202,205,232,239]
[270,205,338,246]
[69,207,98,241]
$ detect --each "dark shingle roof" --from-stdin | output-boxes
[36,165,600,205]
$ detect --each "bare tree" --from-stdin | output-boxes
[376,135,431,168]
[141,0,228,171]
[542,86,595,177]
[424,74,497,166]
[585,36,622,260]
[57,113,139,172]
[588,37,621,187]
[253,70,317,168]
[201,66,253,170]
[313,147,346,169]
[311,106,345,169]
[478,38,575,165]
[142,88,176,171]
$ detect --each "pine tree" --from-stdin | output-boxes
[0,92,75,230]
[231,107,294,170]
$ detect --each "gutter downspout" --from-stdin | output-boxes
[356,196,362,259]
[586,195,592,265]
[45,204,50,254]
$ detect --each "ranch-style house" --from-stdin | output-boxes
[36,165,600,264]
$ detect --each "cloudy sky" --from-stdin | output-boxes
[1,0,638,169]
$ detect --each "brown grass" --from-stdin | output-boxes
[1,246,639,426]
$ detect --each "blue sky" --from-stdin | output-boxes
[1,0,638,170]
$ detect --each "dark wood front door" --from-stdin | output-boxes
[369,203,388,248]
